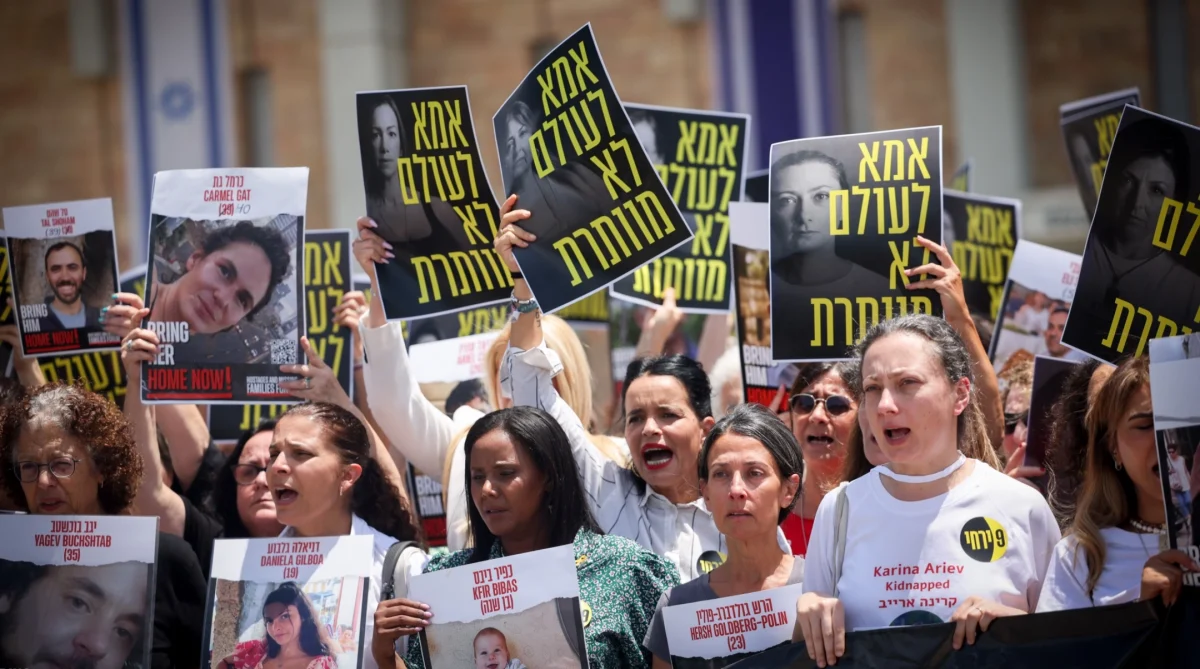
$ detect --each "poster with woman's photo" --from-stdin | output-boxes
[408,544,588,667]
[988,240,1087,372]
[662,583,802,668]
[357,86,511,321]
[1149,334,1200,555]
[943,190,1020,322]
[1060,88,1140,219]
[730,202,797,410]
[210,229,353,441]
[492,23,693,315]
[141,167,308,404]
[610,104,749,313]
[769,126,944,362]
[2,198,121,357]
[0,514,159,669]
[1062,107,1200,363]
[202,535,373,669]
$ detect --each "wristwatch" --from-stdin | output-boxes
[510,291,540,314]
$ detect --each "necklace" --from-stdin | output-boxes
[1129,518,1167,535]
[876,452,967,484]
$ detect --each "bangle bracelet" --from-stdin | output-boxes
[510,271,524,281]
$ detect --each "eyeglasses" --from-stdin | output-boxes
[15,458,81,483]
[232,464,270,486]
[790,393,853,416]
[1004,411,1028,436]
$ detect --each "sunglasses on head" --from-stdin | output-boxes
[1004,410,1028,435]
[790,393,853,416]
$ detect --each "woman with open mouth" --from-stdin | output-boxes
[644,403,805,667]
[795,315,1061,668]
[1037,356,1200,612]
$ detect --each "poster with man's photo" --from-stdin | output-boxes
[357,86,511,321]
[141,167,308,404]
[1060,88,1140,219]
[2,198,121,357]
[610,104,749,313]
[662,583,803,668]
[409,544,587,667]
[202,535,373,669]
[1062,107,1200,363]
[0,514,159,669]
[492,23,693,314]
[989,240,1087,372]
[943,190,1021,322]
[210,229,353,441]
[769,126,944,361]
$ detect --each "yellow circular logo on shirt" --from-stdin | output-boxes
[959,517,1008,562]
[697,550,726,574]
[580,601,593,627]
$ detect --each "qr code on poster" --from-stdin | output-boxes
[270,339,297,365]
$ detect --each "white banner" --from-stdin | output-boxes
[150,167,310,220]
[0,514,158,566]
[663,583,802,661]
[408,330,500,385]
[2,199,116,240]
[209,534,373,583]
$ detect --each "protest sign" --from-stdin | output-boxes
[2,198,121,357]
[358,86,510,320]
[407,466,448,549]
[408,331,499,385]
[1149,334,1200,555]
[209,229,353,441]
[769,127,943,361]
[943,191,1021,321]
[1062,107,1200,363]
[988,240,1086,371]
[662,583,802,668]
[1060,88,1140,218]
[610,104,749,313]
[202,535,373,669]
[142,168,308,403]
[492,23,693,314]
[949,159,972,193]
[0,514,158,669]
[408,544,587,667]
[1022,355,1082,483]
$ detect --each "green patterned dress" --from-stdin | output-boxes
[403,528,680,669]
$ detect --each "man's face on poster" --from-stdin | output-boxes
[0,562,149,669]
[1044,309,1070,357]
[46,246,87,306]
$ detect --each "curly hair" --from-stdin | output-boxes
[0,383,144,514]
[277,402,423,545]
[199,220,291,321]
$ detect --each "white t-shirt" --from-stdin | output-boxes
[802,461,1060,630]
[1036,528,1162,612]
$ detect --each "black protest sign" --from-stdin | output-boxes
[943,191,1020,321]
[1062,107,1200,363]
[209,230,353,442]
[769,126,943,361]
[1060,88,1140,219]
[358,86,511,320]
[407,464,447,548]
[744,170,768,204]
[0,242,13,326]
[610,104,748,313]
[1023,354,1081,482]
[554,290,609,323]
[948,159,972,192]
[492,23,693,314]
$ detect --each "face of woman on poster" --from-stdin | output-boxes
[235,431,278,534]
[14,422,103,516]
[1110,383,1160,506]
[702,432,798,540]
[263,602,303,649]
[372,102,402,180]
[469,428,548,539]
[505,109,533,181]
[790,369,856,476]
[771,159,841,258]
[1113,155,1176,249]
[177,242,273,333]
[267,415,361,530]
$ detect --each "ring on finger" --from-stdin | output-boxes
[304,377,311,389]
[124,340,133,351]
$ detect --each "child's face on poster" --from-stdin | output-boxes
[474,631,510,669]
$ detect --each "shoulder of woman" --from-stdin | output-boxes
[582,533,676,573]
[311,656,339,669]
[423,548,473,573]
[973,461,1052,507]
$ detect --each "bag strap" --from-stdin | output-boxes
[381,540,418,601]
[830,486,850,598]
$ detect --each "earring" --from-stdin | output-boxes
[1112,453,1123,471]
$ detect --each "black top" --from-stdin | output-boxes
[182,495,224,579]
[169,442,227,516]
[152,531,207,669]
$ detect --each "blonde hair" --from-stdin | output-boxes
[1070,355,1151,595]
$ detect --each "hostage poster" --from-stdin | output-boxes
[769,126,943,361]
[663,583,802,668]
[408,544,587,667]
[0,243,11,376]
[943,190,1021,322]
[202,535,373,669]
[1060,88,1140,219]
[610,104,749,313]
[2,198,121,357]
[210,229,353,441]
[1062,107,1200,363]
[141,167,308,404]
[1149,333,1200,553]
[492,23,693,314]
[0,514,159,669]
[989,240,1086,371]
[357,86,511,321]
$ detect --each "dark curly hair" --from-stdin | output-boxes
[1045,358,1104,528]
[276,402,422,545]
[199,220,291,321]
[0,382,144,514]
[213,418,277,538]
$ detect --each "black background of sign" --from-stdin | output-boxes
[1060,90,1140,220]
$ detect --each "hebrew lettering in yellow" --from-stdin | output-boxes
[553,236,594,286]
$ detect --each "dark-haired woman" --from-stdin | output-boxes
[219,582,339,669]
[0,383,207,669]
[379,407,678,669]
[644,403,805,667]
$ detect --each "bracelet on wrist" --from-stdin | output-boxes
[510,291,539,314]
